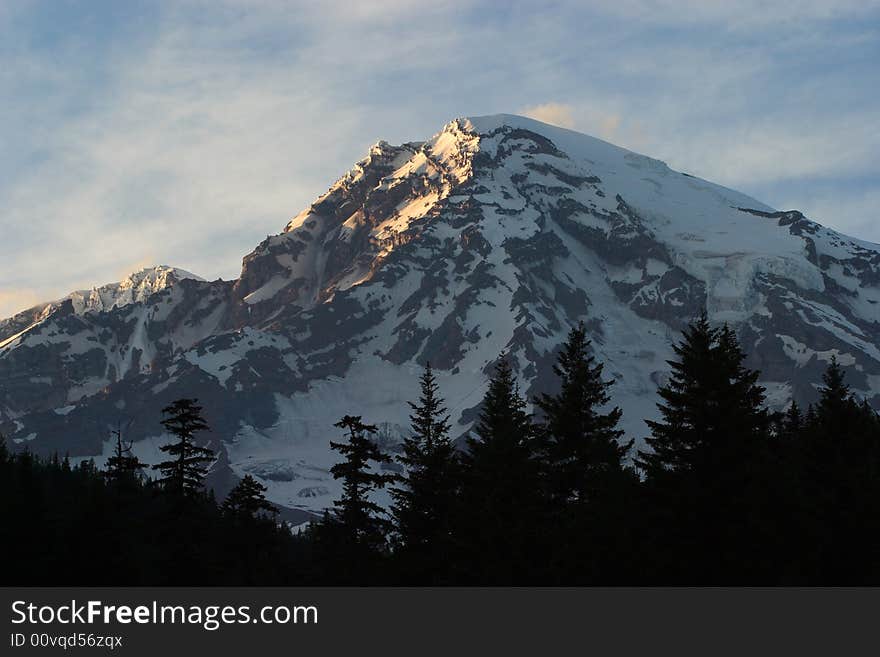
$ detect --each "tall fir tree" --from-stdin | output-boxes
[798,358,880,582]
[324,415,395,579]
[457,355,540,583]
[152,399,214,499]
[390,363,459,583]
[636,314,776,582]
[534,323,637,582]
[535,322,632,505]
[638,316,770,479]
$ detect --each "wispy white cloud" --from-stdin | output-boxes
[520,103,627,144]
[521,103,577,129]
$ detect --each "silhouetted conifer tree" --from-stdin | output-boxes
[639,317,770,477]
[536,323,632,504]
[153,399,213,499]
[320,415,395,581]
[456,355,540,583]
[223,474,277,519]
[390,363,459,583]
[104,422,143,486]
[534,323,637,582]
[637,314,775,582]
[798,358,880,582]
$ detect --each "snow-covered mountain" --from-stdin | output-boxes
[3,114,880,514]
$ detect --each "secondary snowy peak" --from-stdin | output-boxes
[69,265,204,314]
[0,265,203,347]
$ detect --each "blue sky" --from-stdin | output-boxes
[1,0,878,318]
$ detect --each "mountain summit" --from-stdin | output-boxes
[3,114,879,512]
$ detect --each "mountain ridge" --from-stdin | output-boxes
[0,265,203,346]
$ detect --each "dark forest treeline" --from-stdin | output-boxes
[1,399,312,585]
[3,315,880,585]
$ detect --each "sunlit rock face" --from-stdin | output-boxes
[3,114,880,514]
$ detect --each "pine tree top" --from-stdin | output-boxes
[160,398,210,437]
[223,474,277,518]
[638,314,770,480]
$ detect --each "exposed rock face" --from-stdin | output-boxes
[3,114,880,514]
